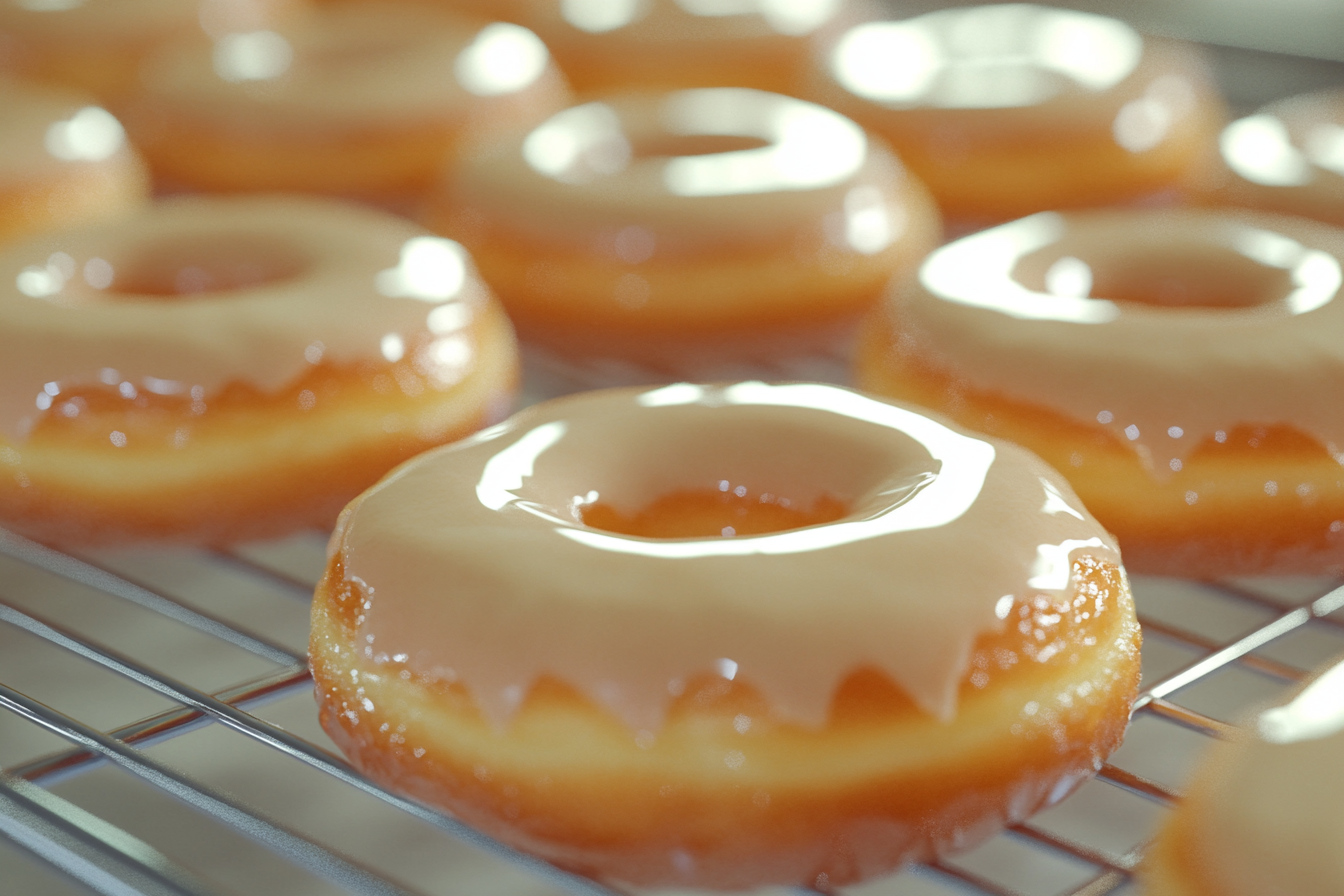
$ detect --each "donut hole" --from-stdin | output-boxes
[629,133,771,159]
[580,488,849,538]
[1018,244,1295,309]
[109,234,310,297]
[516,408,933,540]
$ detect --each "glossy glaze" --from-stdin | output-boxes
[0,195,494,440]
[0,0,301,99]
[0,79,147,241]
[1193,88,1344,228]
[508,0,853,93]
[332,382,1120,732]
[431,86,940,375]
[1170,656,1344,896]
[127,5,568,196]
[803,4,1223,220]
[885,208,1344,479]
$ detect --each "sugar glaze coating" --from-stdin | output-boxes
[333,382,1120,731]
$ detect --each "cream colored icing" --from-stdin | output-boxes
[1210,88,1344,226]
[806,7,1218,172]
[449,87,928,250]
[335,382,1121,732]
[1187,655,1344,896]
[889,208,1344,478]
[0,79,135,185]
[0,195,494,440]
[138,6,560,128]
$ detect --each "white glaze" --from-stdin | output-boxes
[449,87,922,249]
[0,79,134,185]
[889,208,1344,477]
[1208,88,1344,226]
[1186,655,1344,896]
[334,382,1121,732]
[0,195,493,439]
[138,6,556,127]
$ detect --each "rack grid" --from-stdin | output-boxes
[4,517,1344,896]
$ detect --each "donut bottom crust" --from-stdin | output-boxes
[311,555,1140,891]
[854,316,1344,577]
[0,302,517,546]
[424,184,942,373]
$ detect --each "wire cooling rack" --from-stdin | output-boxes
[4,510,1344,896]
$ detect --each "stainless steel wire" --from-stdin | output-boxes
[3,522,1339,896]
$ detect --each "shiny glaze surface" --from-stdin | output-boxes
[332,382,1120,732]
[1195,88,1344,228]
[803,4,1222,218]
[884,208,1344,480]
[0,195,494,440]
[1182,656,1344,896]
[448,87,912,248]
[509,0,852,92]
[135,5,558,127]
[0,79,136,184]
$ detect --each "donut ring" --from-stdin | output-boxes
[0,196,518,545]
[425,88,940,379]
[0,80,148,245]
[1190,87,1344,228]
[505,0,856,94]
[855,207,1344,575]
[311,382,1139,890]
[1143,655,1344,896]
[801,4,1224,222]
[127,5,569,202]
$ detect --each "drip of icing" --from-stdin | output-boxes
[1188,654,1344,896]
[340,382,1120,731]
[894,208,1344,478]
[0,196,490,440]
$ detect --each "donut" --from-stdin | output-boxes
[0,79,148,244]
[0,195,518,545]
[423,88,940,382]
[1189,87,1344,228]
[1142,654,1344,896]
[801,4,1225,223]
[125,3,569,203]
[502,0,857,95]
[310,381,1141,891]
[0,0,304,103]
[854,207,1344,576]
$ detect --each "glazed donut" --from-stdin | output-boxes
[0,79,148,244]
[125,3,568,202]
[854,207,1344,576]
[1143,655,1344,896]
[1189,87,1344,228]
[801,4,1225,223]
[311,382,1140,891]
[502,0,858,95]
[424,88,940,382]
[0,0,303,103]
[0,195,518,545]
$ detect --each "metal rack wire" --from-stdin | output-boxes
[3,515,1344,896]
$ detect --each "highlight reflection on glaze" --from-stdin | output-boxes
[340,382,1120,730]
[831,5,1141,109]
[0,197,489,440]
[893,208,1344,476]
[522,88,867,197]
